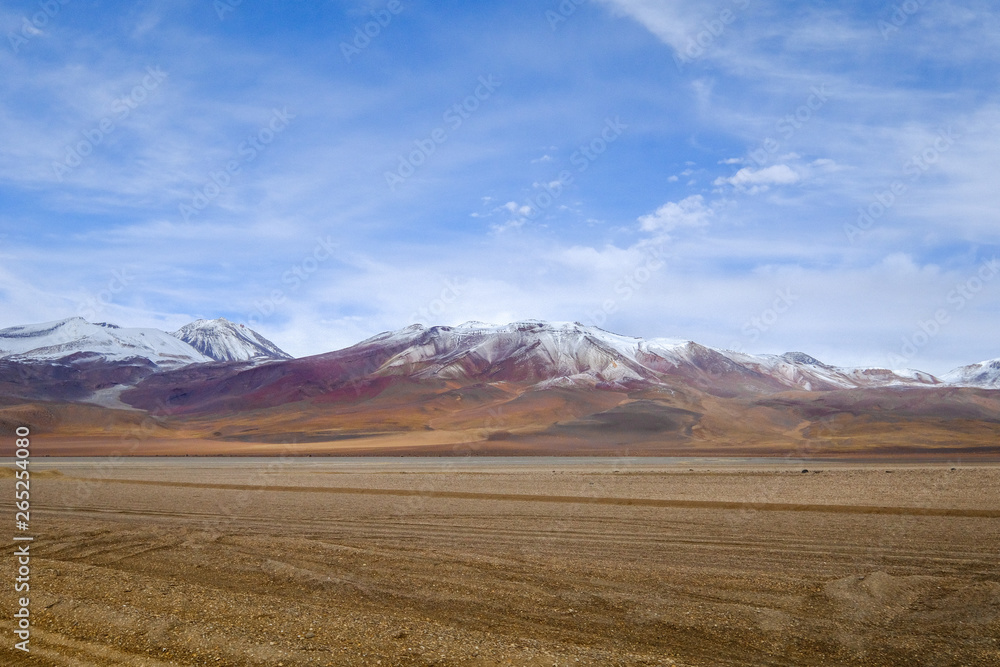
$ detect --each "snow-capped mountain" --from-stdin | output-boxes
[172,318,291,362]
[3,317,993,458]
[0,317,994,413]
[719,349,940,391]
[371,320,660,385]
[941,358,1000,388]
[0,317,211,368]
[360,320,942,392]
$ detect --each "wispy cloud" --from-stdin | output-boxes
[713,164,800,194]
[0,0,998,375]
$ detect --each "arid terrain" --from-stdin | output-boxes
[1,458,998,666]
[4,320,1000,461]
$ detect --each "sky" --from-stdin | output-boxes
[0,0,998,375]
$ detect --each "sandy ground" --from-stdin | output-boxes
[0,459,998,666]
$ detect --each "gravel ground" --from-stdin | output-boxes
[0,460,998,666]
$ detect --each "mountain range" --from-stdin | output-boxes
[0,317,290,366]
[0,317,998,458]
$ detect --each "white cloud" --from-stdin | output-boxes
[503,201,533,217]
[594,0,701,53]
[879,253,925,276]
[555,245,643,273]
[3,0,999,381]
[714,164,801,193]
[490,219,526,234]
[637,195,712,233]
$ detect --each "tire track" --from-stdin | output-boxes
[51,475,1000,518]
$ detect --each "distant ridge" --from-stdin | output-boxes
[1,317,998,457]
[0,316,995,389]
[348,320,948,391]
[0,317,210,368]
[0,316,291,367]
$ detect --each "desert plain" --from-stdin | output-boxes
[0,457,998,666]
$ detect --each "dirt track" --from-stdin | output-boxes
[1,460,998,666]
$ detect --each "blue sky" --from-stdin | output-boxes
[0,0,998,374]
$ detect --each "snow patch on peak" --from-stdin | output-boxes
[0,317,89,339]
[781,351,823,366]
[172,319,292,362]
[373,319,659,385]
[703,349,940,390]
[941,358,1000,388]
[0,318,210,367]
[454,320,495,329]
